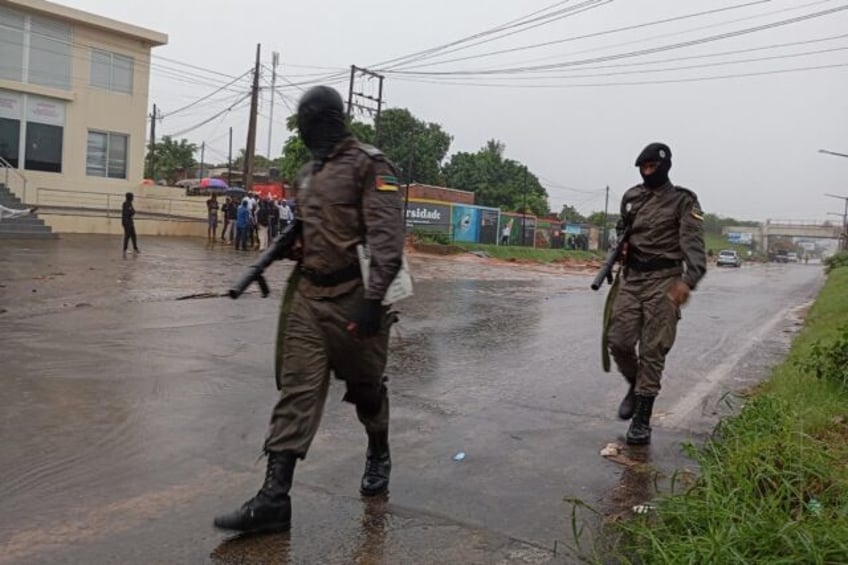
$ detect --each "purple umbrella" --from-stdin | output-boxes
[199,177,228,189]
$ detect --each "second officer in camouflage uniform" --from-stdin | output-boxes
[214,86,405,534]
[607,142,706,445]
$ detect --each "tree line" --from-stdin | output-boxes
[145,107,760,229]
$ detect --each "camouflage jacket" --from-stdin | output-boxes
[293,137,404,300]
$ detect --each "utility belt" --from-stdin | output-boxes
[626,256,680,273]
[299,263,361,287]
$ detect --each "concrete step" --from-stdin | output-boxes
[0,230,57,239]
[0,223,54,233]
[0,216,45,226]
[0,182,56,238]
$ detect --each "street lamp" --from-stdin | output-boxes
[819,149,848,250]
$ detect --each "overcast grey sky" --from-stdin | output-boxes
[63,0,848,221]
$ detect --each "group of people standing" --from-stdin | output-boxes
[206,193,294,251]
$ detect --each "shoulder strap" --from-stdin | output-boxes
[674,185,697,199]
[353,142,385,159]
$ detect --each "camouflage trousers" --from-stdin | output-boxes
[264,285,391,456]
[606,276,681,396]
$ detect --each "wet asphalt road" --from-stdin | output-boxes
[0,236,824,564]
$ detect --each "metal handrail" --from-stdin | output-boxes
[0,155,29,203]
[33,186,208,220]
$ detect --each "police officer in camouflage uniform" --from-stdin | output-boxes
[214,86,405,534]
[606,143,706,445]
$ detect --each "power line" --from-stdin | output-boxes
[389,0,772,71]
[517,32,848,75]
[380,0,615,71]
[384,4,848,77]
[0,35,252,95]
[164,69,253,117]
[153,54,241,80]
[398,45,848,83]
[461,0,837,73]
[390,61,848,88]
[164,93,251,138]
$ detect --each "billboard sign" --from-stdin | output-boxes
[727,232,753,245]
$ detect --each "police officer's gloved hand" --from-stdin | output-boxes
[348,299,383,337]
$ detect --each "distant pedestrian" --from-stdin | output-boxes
[224,197,237,243]
[501,223,510,245]
[257,197,271,251]
[278,199,293,230]
[235,200,250,251]
[220,197,232,242]
[269,197,281,239]
[206,194,219,242]
[122,192,140,255]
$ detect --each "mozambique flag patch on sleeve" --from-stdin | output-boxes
[376,175,399,192]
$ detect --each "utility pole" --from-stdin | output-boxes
[602,185,610,251]
[227,127,233,187]
[199,142,205,179]
[146,104,161,179]
[825,193,848,250]
[244,43,261,193]
[521,165,527,247]
[346,65,385,141]
[267,51,279,158]
[817,150,848,250]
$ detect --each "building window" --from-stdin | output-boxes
[28,17,72,90]
[90,49,134,94]
[0,7,25,82]
[0,7,71,90]
[0,117,21,167]
[87,131,128,179]
[25,122,63,172]
[0,90,65,172]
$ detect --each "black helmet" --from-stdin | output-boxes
[297,86,345,124]
[296,86,349,163]
[634,142,672,167]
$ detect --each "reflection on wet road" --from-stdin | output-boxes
[0,236,824,563]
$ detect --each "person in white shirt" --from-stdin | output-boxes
[278,199,293,229]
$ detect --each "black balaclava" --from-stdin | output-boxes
[125,192,134,202]
[296,86,349,164]
[635,142,672,189]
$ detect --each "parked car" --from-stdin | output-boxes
[786,252,799,263]
[716,249,742,267]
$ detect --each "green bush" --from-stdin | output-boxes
[796,325,848,390]
[412,229,451,246]
[824,251,848,273]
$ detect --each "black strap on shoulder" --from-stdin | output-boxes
[354,142,384,160]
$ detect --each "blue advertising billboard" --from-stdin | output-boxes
[451,205,481,243]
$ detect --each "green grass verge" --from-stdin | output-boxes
[454,243,598,263]
[609,267,848,564]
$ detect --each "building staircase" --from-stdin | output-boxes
[0,182,57,239]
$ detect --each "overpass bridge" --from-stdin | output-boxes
[722,220,844,250]
[762,220,843,239]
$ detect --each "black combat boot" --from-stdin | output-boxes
[214,451,296,534]
[626,395,655,445]
[360,429,391,496]
[618,376,637,420]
